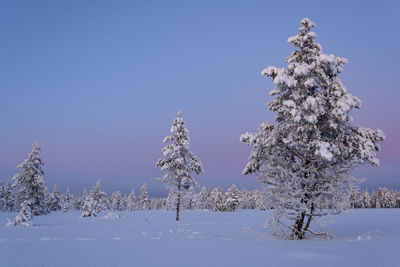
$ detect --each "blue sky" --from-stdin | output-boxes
[0,0,399,196]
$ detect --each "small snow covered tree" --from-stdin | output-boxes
[13,200,33,227]
[255,190,267,210]
[183,186,196,210]
[73,195,82,210]
[166,188,178,210]
[127,189,136,211]
[196,186,208,210]
[81,195,96,217]
[211,187,225,212]
[61,187,72,213]
[48,184,61,211]
[0,181,5,211]
[225,185,241,212]
[81,181,109,217]
[111,191,122,211]
[241,18,385,239]
[91,181,109,212]
[361,189,371,208]
[3,180,15,212]
[137,183,149,210]
[12,142,49,216]
[156,111,203,220]
[120,194,128,211]
[377,187,396,208]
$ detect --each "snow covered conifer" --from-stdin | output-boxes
[127,189,136,211]
[111,191,122,211]
[13,200,33,227]
[12,142,49,216]
[255,190,267,210]
[48,184,61,211]
[81,181,108,217]
[166,188,178,210]
[361,189,371,208]
[377,187,395,208]
[0,181,5,211]
[81,195,96,217]
[196,186,208,210]
[120,194,127,211]
[3,180,14,212]
[156,111,203,220]
[137,183,149,210]
[183,186,196,210]
[211,187,225,212]
[225,185,241,212]
[241,18,385,239]
[61,188,72,213]
[80,188,87,210]
[91,181,109,213]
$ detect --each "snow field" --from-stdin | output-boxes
[0,209,399,266]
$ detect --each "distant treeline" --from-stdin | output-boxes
[2,178,400,216]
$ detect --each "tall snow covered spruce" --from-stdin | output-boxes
[156,111,203,221]
[241,18,385,239]
[12,142,49,216]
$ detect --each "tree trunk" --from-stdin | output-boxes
[293,203,314,239]
[293,212,305,239]
[303,203,314,234]
[176,183,181,221]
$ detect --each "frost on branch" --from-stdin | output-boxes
[156,111,203,221]
[241,18,385,239]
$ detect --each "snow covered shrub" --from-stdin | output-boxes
[126,189,136,211]
[156,111,203,220]
[61,188,73,214]
[81,181,109,217]
[137,183,150,210]
[81,196,97,217]
[211,187,226,212]
[224,185,241,212]
[111,191,123,211]
[9,200,33,227]
[103,211,121,219]
[241,18,385,239]
[12,142,49,216]
[3,180,15,212]
[48,184,61,211]
[195,186,209,210]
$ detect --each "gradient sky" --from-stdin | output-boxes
[0,0,399,196]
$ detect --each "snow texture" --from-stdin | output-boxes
[0,209,399,266]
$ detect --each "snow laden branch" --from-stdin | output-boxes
[156,111,203,221]
[241,18,385,240]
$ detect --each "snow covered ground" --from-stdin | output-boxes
[0,209,399,266]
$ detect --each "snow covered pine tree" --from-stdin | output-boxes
[137,183,149,210]
[241,18,385,239]
[12,142,49,216]
[61,188,73,214]
[81,181,109,217]
[156,111,203,221]
[48,184,61,211]
[13,200,33,227]
[225,185,241,212]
